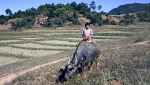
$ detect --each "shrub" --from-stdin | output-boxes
[0,19,6,25]
[110,20,117,25]
[11,18,35,30]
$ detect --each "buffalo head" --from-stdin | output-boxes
[56,64,77,83]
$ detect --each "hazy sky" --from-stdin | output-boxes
[0,0,149,15]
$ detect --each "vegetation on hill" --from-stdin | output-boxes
[108,3,150,15]
[137,11,150,22]
[0,2,150,30]
[109,9,150,26]
[0,1,117,30]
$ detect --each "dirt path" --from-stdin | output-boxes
[0,57,70,85]
[131,40,150,45]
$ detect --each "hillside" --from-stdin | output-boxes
[108,3,150,15]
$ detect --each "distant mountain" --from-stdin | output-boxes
[108,3,150,15]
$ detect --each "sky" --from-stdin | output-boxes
[0,0,149,15]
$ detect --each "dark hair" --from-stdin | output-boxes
[85,22,90,27]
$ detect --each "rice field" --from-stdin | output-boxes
[0,40,22,43]
[0,27,138,69]
[9,43,75,50]
[93,36,127,39]
[96,31,134,33]
[60,38,113,42]
[0,22,149,85]
[0,55,25,66]
[23,29,81,33]
[0,47,61,57]
[21,37,44,40]
[42,33,81,36]
[35,40,79,46]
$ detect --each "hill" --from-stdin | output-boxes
[0,2,119,30]
[0,2,150,30]
[108,3,150,15]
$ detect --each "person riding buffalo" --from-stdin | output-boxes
[81,22,96,45]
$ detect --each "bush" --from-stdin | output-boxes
[137,11,150,22]
[0,19,6,25]
[58,20,63,27]
[110,20,117,25]
[11,19,35,30]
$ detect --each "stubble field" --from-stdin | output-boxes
[0,22,150,85]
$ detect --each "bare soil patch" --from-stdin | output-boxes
[0,24,11,30]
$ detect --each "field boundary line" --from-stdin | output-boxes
[0,57,70,85]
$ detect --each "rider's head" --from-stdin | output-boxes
[85,22,90,29]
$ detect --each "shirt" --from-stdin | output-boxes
[81,29,93,37]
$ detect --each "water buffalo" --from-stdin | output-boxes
[56,40,100,83]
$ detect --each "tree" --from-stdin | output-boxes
[0,19,6,25]
[103,18,110,25]
[110,20,117,25]
[89,1,96,12]
[89,13,103,25]
[77,2,90,16]
[98,5,102,12]
[25,7,37,18]
[100,11,106,14]
[5,8,13,19]
[117,11,122,15]
[58,20,63,27]
[117,11,122,22]
[60,15,67,23]
[5,8,13,16]
[64,3,73,13]
[72,18,80,25]
[54,7,67,17]
[13,10,25,18]
[122,14,136,25]
[73,11,78,18]
[124,13,130,19]
[70,2,78,11]
[56,3,65,8]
